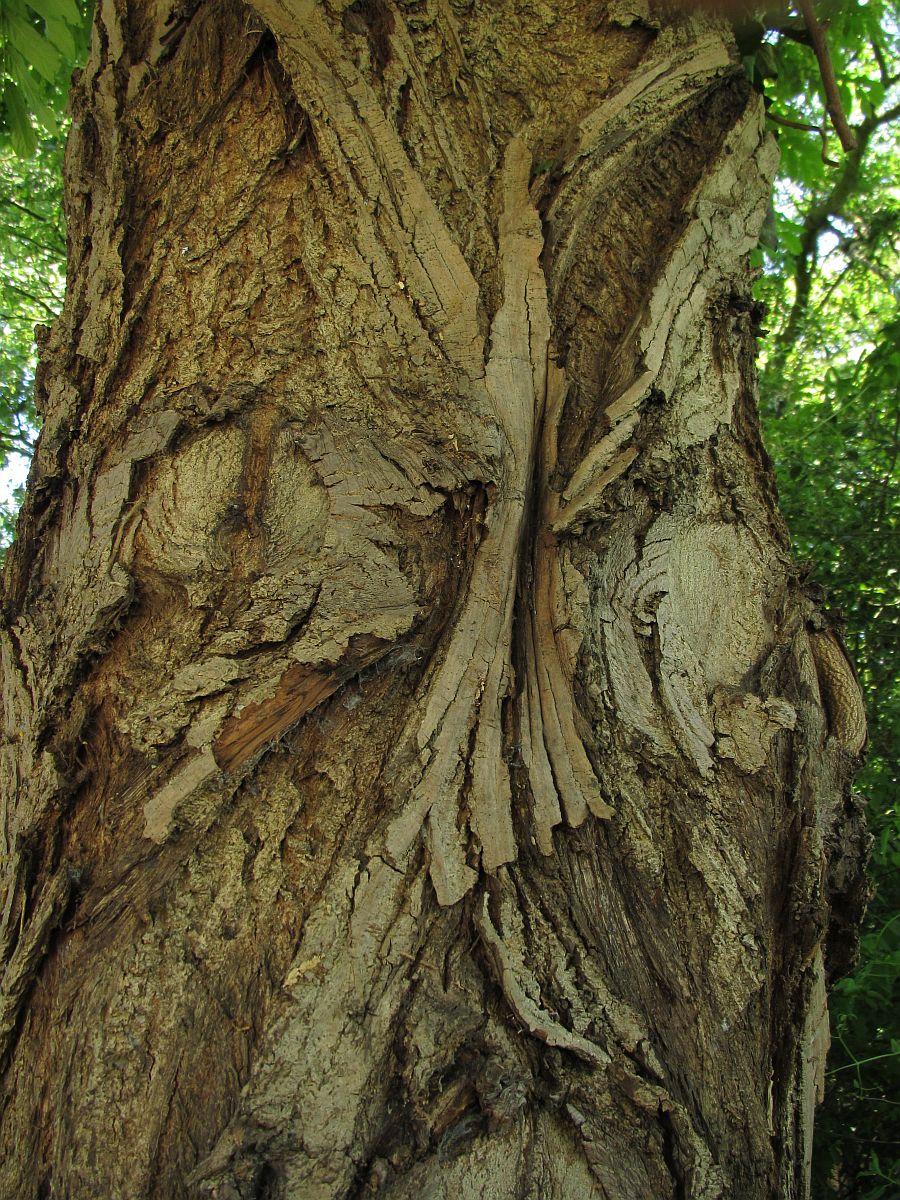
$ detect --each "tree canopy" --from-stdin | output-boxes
[751,6,900,1191]
[0,0,84,154]
[0,2,897,1194]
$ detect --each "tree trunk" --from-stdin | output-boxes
[0,1,869,1197]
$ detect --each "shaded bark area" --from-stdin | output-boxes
[0,1,868,1198]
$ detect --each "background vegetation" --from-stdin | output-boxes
[0,1,897,1194]
[750,3,900,1192]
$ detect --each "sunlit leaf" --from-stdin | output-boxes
[25,0,81,27]
[1,79,37,156]
[43,15,76,61]
[6,13,62,83]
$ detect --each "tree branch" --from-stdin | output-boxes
[0,195,60,231]
[766,110,838,165]
[765,17,813,47]
[778,92,900,350]
[796,0,858,152]
[869,99,900,130]
[0,433,37,458]
[0,222,66,259]
[870,35,890,88]
[1,283,60,320]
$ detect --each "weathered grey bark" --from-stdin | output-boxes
[0,1,869,1197]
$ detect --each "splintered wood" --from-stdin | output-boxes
[382,140,613,905]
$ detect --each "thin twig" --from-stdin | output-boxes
[827,1048,900,1077]
[0,221,66,258]
[766,111,820,134]
[870,98,900,130]
[765,17,813,47]
[796,0,858,152]
[871,35,890,88]
[0,312,41,325]
[0,436,36,458]
[0,196,62,237]
[1,283,60,319]
[766,110,838,165]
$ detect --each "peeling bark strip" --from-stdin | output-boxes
[475,893,610,1066]
[378,138,615,903]
[809,629,868,754]
[0,2,868,1198]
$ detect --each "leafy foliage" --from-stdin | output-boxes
[0,0,85,155]
[0,128,64,544]
[0,0,85,549]
[0,2,896,1195]
[751,3,900,1195]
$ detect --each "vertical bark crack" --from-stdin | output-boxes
[381,140,612,905]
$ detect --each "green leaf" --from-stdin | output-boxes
[6,14,62,83]
[777,216,805,257]
[1,79,37,157]
[863,77,885,112]
[44,15,76,61]
[759,200,778,251]
[15,63,59,133]
[25,0,82,27]
[837,79,854,119]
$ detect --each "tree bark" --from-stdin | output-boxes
[0,1,869,1197]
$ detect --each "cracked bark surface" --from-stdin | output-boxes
[0,1,869,1198]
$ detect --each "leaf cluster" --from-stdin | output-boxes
[0,129,64,538]
[0,0,86,155]
[0,0,83,551]
[751,5,900,1196]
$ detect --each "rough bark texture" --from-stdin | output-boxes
[0,1,869,1197]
